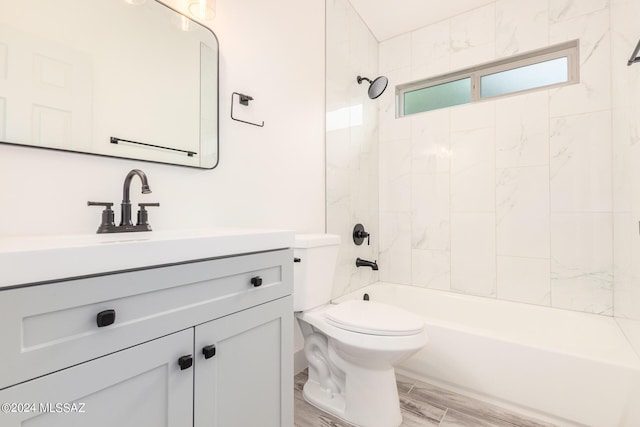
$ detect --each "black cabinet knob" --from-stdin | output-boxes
[178,355,193,370]
[96,309,116,327]
[251,276,263,287]
[202,345,216,360]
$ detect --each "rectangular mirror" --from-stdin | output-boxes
[0,0,219,169]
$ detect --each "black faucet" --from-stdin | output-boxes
[120,169,151,227]
[88,169,159,234]
[356,258,378,270]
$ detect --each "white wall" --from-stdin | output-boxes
[0,0,326,237]
[376,0,615,315]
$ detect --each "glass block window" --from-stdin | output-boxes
[397,40,578,116]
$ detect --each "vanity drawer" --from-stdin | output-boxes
[0,249,292,389]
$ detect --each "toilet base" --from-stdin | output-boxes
[296,308,425,427]
[302,380,346,418]
[303,362,403,427]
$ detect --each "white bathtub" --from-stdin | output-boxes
[333,283,640,427]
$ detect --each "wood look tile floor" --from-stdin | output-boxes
[294,370,556,427]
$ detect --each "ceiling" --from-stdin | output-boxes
[347,0,494,41]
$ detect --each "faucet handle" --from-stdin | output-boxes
[88,201,114,208]
[87,201,115,233]
[137,202,160,226]
[353,224,370,246]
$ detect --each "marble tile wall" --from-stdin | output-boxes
[325,0,380,298]
[377,0,616,315]
[611,0,640,353]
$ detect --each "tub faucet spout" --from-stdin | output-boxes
[356,258,378,270]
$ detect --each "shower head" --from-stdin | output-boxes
[357,75,388,99]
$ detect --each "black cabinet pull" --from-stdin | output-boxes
[251,276,263,287]
[178,355,193,370]
[202,345,216,359]
[96,309,116,327]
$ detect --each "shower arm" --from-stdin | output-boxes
[627,38,640,66]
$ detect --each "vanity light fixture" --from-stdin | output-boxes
[188,0,215,20]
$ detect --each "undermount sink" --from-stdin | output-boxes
[0,228,294,289]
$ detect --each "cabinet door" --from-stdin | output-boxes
[0,329,193,427]
[194,296,293,427]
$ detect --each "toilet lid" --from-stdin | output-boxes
[325,300,424,336]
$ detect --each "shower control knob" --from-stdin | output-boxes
[353,224,370,246]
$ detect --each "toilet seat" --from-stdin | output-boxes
[325,300,424,336]
[298,304,427,353]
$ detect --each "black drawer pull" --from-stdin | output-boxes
[96,309,116,327]
[178,355,193,370]
[202,345,216,359]
[251,276,263,287]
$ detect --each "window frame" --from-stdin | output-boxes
[396,40,579,117]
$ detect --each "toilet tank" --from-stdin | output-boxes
[293,234,341,311]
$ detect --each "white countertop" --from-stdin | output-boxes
[0,228,294,289]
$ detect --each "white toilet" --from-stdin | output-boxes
[294,234,427,427]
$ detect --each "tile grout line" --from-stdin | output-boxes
[438,407,449,426]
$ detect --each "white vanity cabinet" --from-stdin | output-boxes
[0,329,194,427]
[0,247,293,427]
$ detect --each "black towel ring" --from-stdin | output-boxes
[231,92,264,127]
